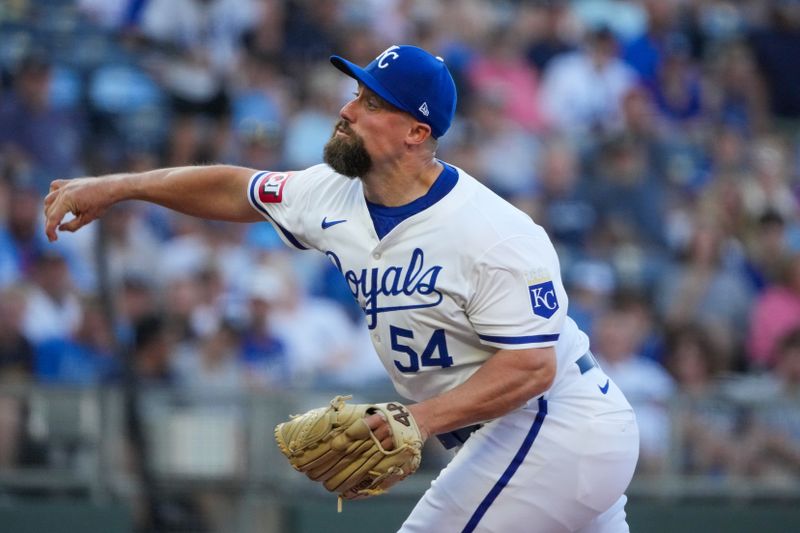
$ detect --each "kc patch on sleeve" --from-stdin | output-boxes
[257,172,291,203]
[529,280,559,319]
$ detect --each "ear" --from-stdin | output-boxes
[406,122,433,146]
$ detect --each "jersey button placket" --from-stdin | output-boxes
[369,249,382,344]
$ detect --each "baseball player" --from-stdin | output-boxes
[44,45,639,532]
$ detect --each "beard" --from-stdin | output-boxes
[323,120,372,178]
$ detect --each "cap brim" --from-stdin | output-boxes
[330,55,410,115]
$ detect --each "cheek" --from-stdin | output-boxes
[361,119,407,158]
[354,124,386,156]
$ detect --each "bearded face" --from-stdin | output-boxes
[323,120,373,178]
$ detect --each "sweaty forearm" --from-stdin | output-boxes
[122,165,261,222]
[409,347,556,438]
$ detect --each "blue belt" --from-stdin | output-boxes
[435,353,596,449]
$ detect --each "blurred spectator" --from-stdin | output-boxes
[694,130,751,240]
[21,249,83,345]
[540,26,638,137]
[99,203,163,290]
[283,0,342,67]
[0,298,30,476]
[78,0,148,30]
[282,68,341,168]
[265,266,365,386]
[240,0,286,58]
[466,26,547,132]
[663,324,727,398]
[0,186,28,287]
[706,41,770,134]
[161,274,206,344]
[173,320,247,393]
[139,0,261,165]
[749,2,800,120]
[737,329,800,484]
[34,297,120,385]
[622,0,684,88]
[740,138,799,222]
[743,210,793,290]
[0,53,85,190]
[618,84,704,201]
[619,85,662,144]
[0,184,43,286]
[158,215,251,303]
[663,324,740,477]
[69,203,161,288]
[339,1,415,45]
[226,52,290,169]
[132,314,175,386]
[532,137,597,251]
[117,275,159,347]
[157,215,214,284]
[593,299,675,474]
[190,266,227,338]
[0,285,30,470]
[0,179,16,287]
[770,328,800,397]
[588,134,667,247]
[565,259,615,339]
[0,285,34,382]
[655,218,754,362]
[748,253,800,368]
[462,90,540,201]
[708,124,750,181]
[202,222,253,301]
[227,120,285,170]
[649,36,704,127]
[240,267,289,388]
[521,0,578,72]
[0,388,23,469]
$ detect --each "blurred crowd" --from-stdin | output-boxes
[2,0,800,486]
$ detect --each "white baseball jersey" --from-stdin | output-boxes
[247,163,640,532]
[247,163,588,402]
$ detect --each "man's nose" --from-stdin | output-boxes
[339,98,357,123]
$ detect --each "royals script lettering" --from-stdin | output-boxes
[326,248,444,329]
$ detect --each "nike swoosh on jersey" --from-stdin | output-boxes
[598,379,610,395]
[321,217,347,229]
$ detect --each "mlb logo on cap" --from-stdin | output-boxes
[330,45,458,138]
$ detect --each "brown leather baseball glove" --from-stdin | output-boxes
[275,395,423,503]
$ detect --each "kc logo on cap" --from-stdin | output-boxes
[330,44,458,139]
[376,45,400,69]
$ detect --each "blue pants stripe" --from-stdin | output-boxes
[461,397,548,533]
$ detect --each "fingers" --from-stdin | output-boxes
[44,194,74,242]
[43,185,65,212]
[45,205,67,242]
[49,179,66,193]
[44,179,88,241]
[365,413,384,431]
[365,413,395,451]
[58,213,91,233]
[44,181,69,242]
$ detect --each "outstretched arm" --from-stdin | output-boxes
[44,165,262,241]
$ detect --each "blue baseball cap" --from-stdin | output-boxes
[330,45,457,139]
